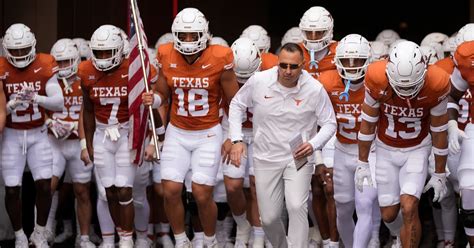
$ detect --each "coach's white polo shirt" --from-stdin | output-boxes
[229,66,336,167]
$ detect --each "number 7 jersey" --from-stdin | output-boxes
[157,43,234,131]
[365,60,451,148]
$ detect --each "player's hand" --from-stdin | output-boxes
[142,91,155,107]
[144,143,157,162]
[423,172,448,202]
[81,147,92,165]
[355,160,373,192]
[448,120,467,155]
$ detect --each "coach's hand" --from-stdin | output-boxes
[230,142,246,167]
[293,142,313,160]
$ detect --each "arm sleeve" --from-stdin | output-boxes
[229,76,255,142]
[308,88,337,151]
[450,67,469,92]
[430,97,448,116]
[35,75,64,111]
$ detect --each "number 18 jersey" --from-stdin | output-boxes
[157,43,234,131]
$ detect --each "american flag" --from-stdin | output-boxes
[128,0,151,165]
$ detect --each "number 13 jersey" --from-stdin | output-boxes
[364,60,450,148]
[157,43,234,131]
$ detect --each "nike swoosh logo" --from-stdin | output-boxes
[417,96,428,100]
[202,64,211,69]
[34,68,42,73]
[121,74,128,78]
[207,133,216,138]
[264,95,273,99]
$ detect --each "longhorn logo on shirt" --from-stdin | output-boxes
[293,98,303,106]
[172,77,210,88]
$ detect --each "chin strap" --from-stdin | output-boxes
[339,80,351,102]
[405,97,412,109]
[309,49,319,70]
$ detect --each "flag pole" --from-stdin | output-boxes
[130,0,160,160]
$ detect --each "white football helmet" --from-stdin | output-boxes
[2,23,36,68]
[299,6,333,52]
[89,25,124,71]
[172,8,209,55]
[419,45,439,65]
[420,32,448,59]
[386,41,427,98]
[50,38,80,79]
[119,29,130,58]
[456,23,474,46]
[388,39,406,54]
[335,34,371,81]
[375,29,400,46]
[240,25,271,53]
[231,37,261,82]
[210,36,229,47]
[281,27,304,46]
[442,36,457,58]
[72,38,92,60]
[369,41,389,62]
[155,33,173,49]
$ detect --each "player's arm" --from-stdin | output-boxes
[447,69,469,154]
[448,88,465,120]
[358,92,380,162]
[430,98,449,173]
[81,85,95,161]
[142,69,170,108]
[0,81,6,133]
[220,69,240,104]
[229,75,254,166]
[35,75,64,111]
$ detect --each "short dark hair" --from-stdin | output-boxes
[280,42,304,59]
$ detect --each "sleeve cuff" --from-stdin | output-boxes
[152,94,162,109]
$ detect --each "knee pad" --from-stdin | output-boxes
[192,172,215,186]
[401,182,419,197]
[334,192,354,204]
[378,194,399,207]
[459,168,474,191]
[4,176,21,187]
[161,168,184,183]
[100,177,114,188]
